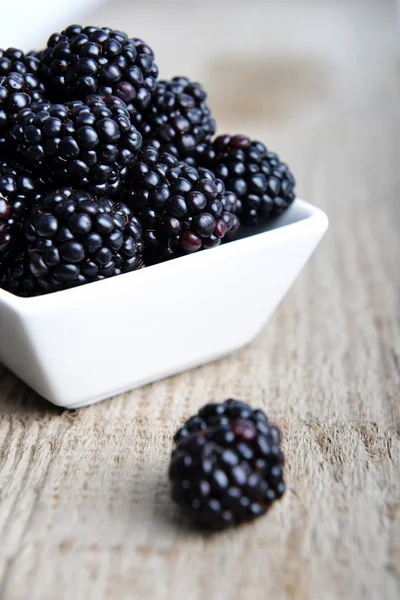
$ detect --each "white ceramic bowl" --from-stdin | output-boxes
[0,199,328,408]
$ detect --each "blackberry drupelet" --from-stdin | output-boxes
[0,71,46,150]
[0,158,47,273]
[141,77,216,160]
[209,135,296,225]
[24,187,143,295]
[170,399,285,530]
[12,94,142,195]
[39,25,158,122]
[123,149,240,263]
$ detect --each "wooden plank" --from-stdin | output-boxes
[0,1,399,599]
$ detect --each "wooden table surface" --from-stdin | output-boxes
[1,1,399,599]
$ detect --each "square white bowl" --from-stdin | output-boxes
[0,199,328,409]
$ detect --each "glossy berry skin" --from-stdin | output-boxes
[170,399,285,530]
[0,47,42,77]
[181,140,216,168]
[0,158,47,273]
[12,94,142,196]
[0,71,46,150]
[39,25,158,119]
[121,142,179,206]
[23,188,143,295]
[208,135,296,225]
[0,48,45,150]
[0,252,40,297]
[141,77,216,160]
[123,147,240,263]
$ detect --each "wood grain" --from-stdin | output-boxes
[0,1,399,599]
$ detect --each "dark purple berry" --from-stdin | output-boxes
[207,135,296,224]
[142,77,215,161]
[12,95,142,196]
[39,25,158,128]
[123,146,241,264]
[0,69,46,150]
[23,188,143,295]
[169,399,285,530]
[0,158,47,281]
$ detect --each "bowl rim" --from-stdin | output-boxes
[0,198,328,310]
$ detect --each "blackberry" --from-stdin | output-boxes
[169,399,285,530]
[0,47,44,150]
[24,188,143,295]
[12,94,142,196]
[0,253,40,297]
[39,25,158,121]
[0,47,41,77]
[141,77,216,159]
[0,71,46,150]
[123,148,240,263]
[0,158,47,273]
[209,135,296,225]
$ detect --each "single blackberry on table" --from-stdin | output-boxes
[0,71,46,150]
[0,158,47,273]
[141,77,216,160]
[169,399,285,530]
[23,188,143,295]
[12,94,142,196]
[122,148,240,263]
[39,24,158,121]
[208,135,296,225]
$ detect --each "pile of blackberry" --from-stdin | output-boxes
[0,23,296,297]
[170,399,285,529]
